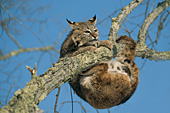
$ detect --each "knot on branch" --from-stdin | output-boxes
[26,63,37,79]
[158,0,170,7]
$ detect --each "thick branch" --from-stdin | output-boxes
[1,1,170,112]
[114,41,170,61]
[136,45,170,61]
[108,0,144,41]
[0,46,112,113]
[0,39,170,112]
[137,0,170,45]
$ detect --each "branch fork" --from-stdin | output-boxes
[26,63,37,79]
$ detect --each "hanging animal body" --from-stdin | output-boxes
[60,15,139,109]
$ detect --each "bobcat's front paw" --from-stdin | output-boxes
[88,46,98,53]
[99,40,113,50]
[85,41,100,48]
[71,46,98,56]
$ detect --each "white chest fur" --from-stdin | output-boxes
[102,60,128,75]
[80,75,93,89]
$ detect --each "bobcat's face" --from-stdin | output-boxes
[67,15,99,47]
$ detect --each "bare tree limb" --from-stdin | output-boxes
[5,80,16,105]
[1,22,22,49]
[56,101,87,113]
[26,63,38,79]
[136,47,170,61]
[0,46,59,61]
[0,3,45,46]
[1,0,170,113]
[137,0,170,45]
[0,46,112,113]
[108,0,144,41]
[135,0,170,61]
[54,87,61,113]
[0,38,169,112]
[156,10,170,44]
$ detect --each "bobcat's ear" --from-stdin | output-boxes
[88,15,97,25]
[66,19,79,29]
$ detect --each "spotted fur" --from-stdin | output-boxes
[60,15,100,58]
[60,16,139,109]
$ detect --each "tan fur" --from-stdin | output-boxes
[60,16,139,109]
[77,36,139,109]
[60,15,100,58]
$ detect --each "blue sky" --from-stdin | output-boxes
[0,0,170,113]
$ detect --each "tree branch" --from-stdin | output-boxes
[137,0,170,45]
[0,46,112,113]
[0,46,59,61]
[108,0,144,41]
[0,3,45,46]
[1,0,170,112]
[136,47,170,61]
[135,0,170,60]
[1,39,169,112]
[1,22,22,49]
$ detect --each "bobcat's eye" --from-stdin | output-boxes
[84,30,91,34]
[94,29,98,32]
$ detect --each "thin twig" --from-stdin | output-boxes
[145,0,150,18]
[102,7,112,20]
[1,22,22,49]
[0,49,3,56]
[121,22,132,37]
[0,3,45,46]
[70,86,73,113]
[0,5,4,39]
[0,101,4,106]
[54,101,87,113]
[96,109,99,113]
[126,13,145,20]
[96,7,122,26]
[5,79,16,105]
[54,87,61,113]
[149,0,157,14]
[146,33,157,51]
[156,10,170,44]
[107,108,110,113]
[140,58,147,70]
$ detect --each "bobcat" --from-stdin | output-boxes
[60,16,139,109]
[60,15,112,58]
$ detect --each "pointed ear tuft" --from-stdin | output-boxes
[88,15,97,25]
[66,19,75,25]
[66,18,79,29]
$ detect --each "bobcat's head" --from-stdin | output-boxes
[66,15,99,47]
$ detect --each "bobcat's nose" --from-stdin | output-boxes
[92,34,98,40]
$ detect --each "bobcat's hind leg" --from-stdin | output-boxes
[98,40,113,50]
